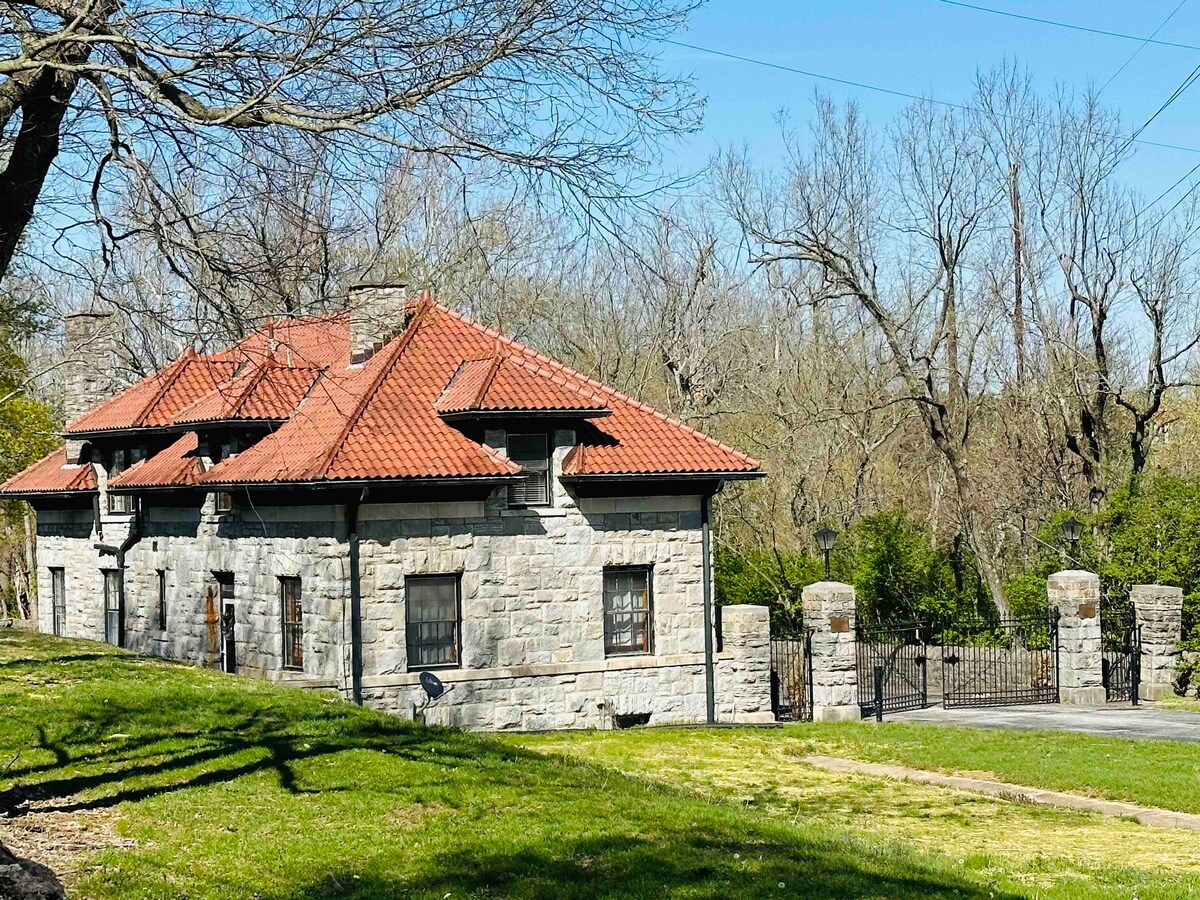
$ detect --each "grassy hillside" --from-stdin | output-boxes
[0,629,1195,899]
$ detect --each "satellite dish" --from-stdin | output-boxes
[419,671,446,700]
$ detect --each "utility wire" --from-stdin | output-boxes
[1098,0,1190,95]
[663,38,1200,155]
[935,0,1200,51]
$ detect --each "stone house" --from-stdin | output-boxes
[2,287,772,730]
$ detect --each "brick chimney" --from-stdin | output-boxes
[348,283,410,365]
[63,311,118,463]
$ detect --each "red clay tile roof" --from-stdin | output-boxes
[173,363,322,425]
[9,298,757,495]
[109,433,203,489]
[65,313,349,435]
[436,353,610,416]
[203,298,758,485]
[1,448,97,495]
[65,350,238,435]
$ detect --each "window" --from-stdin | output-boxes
[214,492,234,512]
[603,566,653,656]
[157,570,167,631]
[108,449,133,513]
[103,569,122,646]
[405,575,460,670]
[280,577,303,670]
[506,433,550,507]
[50,568,65,637]
[215,572,234,601]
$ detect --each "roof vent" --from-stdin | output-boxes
[348,283,410,365]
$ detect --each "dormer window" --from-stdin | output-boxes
[507,433,550,507]
[108,449,133,513]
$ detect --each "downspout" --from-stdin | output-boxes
[346,488,367,705]
[95,496,143,647]
[701,491,716,725]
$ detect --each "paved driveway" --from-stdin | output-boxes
[890,702,1200,742]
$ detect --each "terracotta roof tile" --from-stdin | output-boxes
[173,364,322,425]
[65,313,349,435]
[23,298,757,492]
[0,448,97,495]
[436,353,609,415]
[203,298,757,484]
[109,433,203,489]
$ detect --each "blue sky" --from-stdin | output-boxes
[658,0,1200,203]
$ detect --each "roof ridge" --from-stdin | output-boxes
[473,353,505,410]
[434,303,759,468]
[309,298,432,479]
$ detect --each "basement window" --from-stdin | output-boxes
[406,574,461,670]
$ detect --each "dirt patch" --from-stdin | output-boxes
[0,797,135,889]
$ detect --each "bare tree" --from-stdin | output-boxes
[0,0,701,287]
[721,97,1019,615]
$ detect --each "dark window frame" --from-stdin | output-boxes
[405,574,462,671]
[280,576,304,671]
[506,432,551,508]
[214,491,235,513]
[107,449,133,513]
[602,565,654,656]
[102,568,122,646]
[49,567,65,637]
[157,569,167,631]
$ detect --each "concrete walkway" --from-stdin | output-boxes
[890,701,1200,742]
[804,755,1200,830]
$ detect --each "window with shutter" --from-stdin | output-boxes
[506,433,550,507]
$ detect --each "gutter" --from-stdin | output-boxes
[346,487,367,705]
[701,491,716,725]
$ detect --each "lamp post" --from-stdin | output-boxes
[1061,516,1084,560]
[815,526,838,580]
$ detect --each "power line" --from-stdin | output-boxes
[663,38,1200,155]
[935,0,1200,51]
[1099,0,1190,95]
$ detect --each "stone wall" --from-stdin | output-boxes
[34,487,771,730]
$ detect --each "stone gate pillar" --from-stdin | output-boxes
[1048,570,1105,705]
[1132,584,1183,701]
[714,604,774,724]
[802,581,859,722]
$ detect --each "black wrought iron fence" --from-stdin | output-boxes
[770,630,813,723]
[936,612,1059,708]
[856,620,928,718]
[1101,595,1141,704]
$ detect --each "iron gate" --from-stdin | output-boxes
[856,621,928,718]
[770,630,813,722]
[1101,600,1141,704]
[939,612,1058,708]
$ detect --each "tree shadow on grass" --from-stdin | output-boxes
[273,832,1021,900]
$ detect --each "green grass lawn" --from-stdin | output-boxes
[1,630,1198,899]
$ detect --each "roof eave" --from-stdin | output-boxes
[197,474,526,490]
[437,407,612,422]
[559,470,764,482]
[0,488,98,500]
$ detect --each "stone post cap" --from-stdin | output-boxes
[720,604,770,637]
[1131,584,1183,596]
[1048,569,1098,580]
[802,580,855,593]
